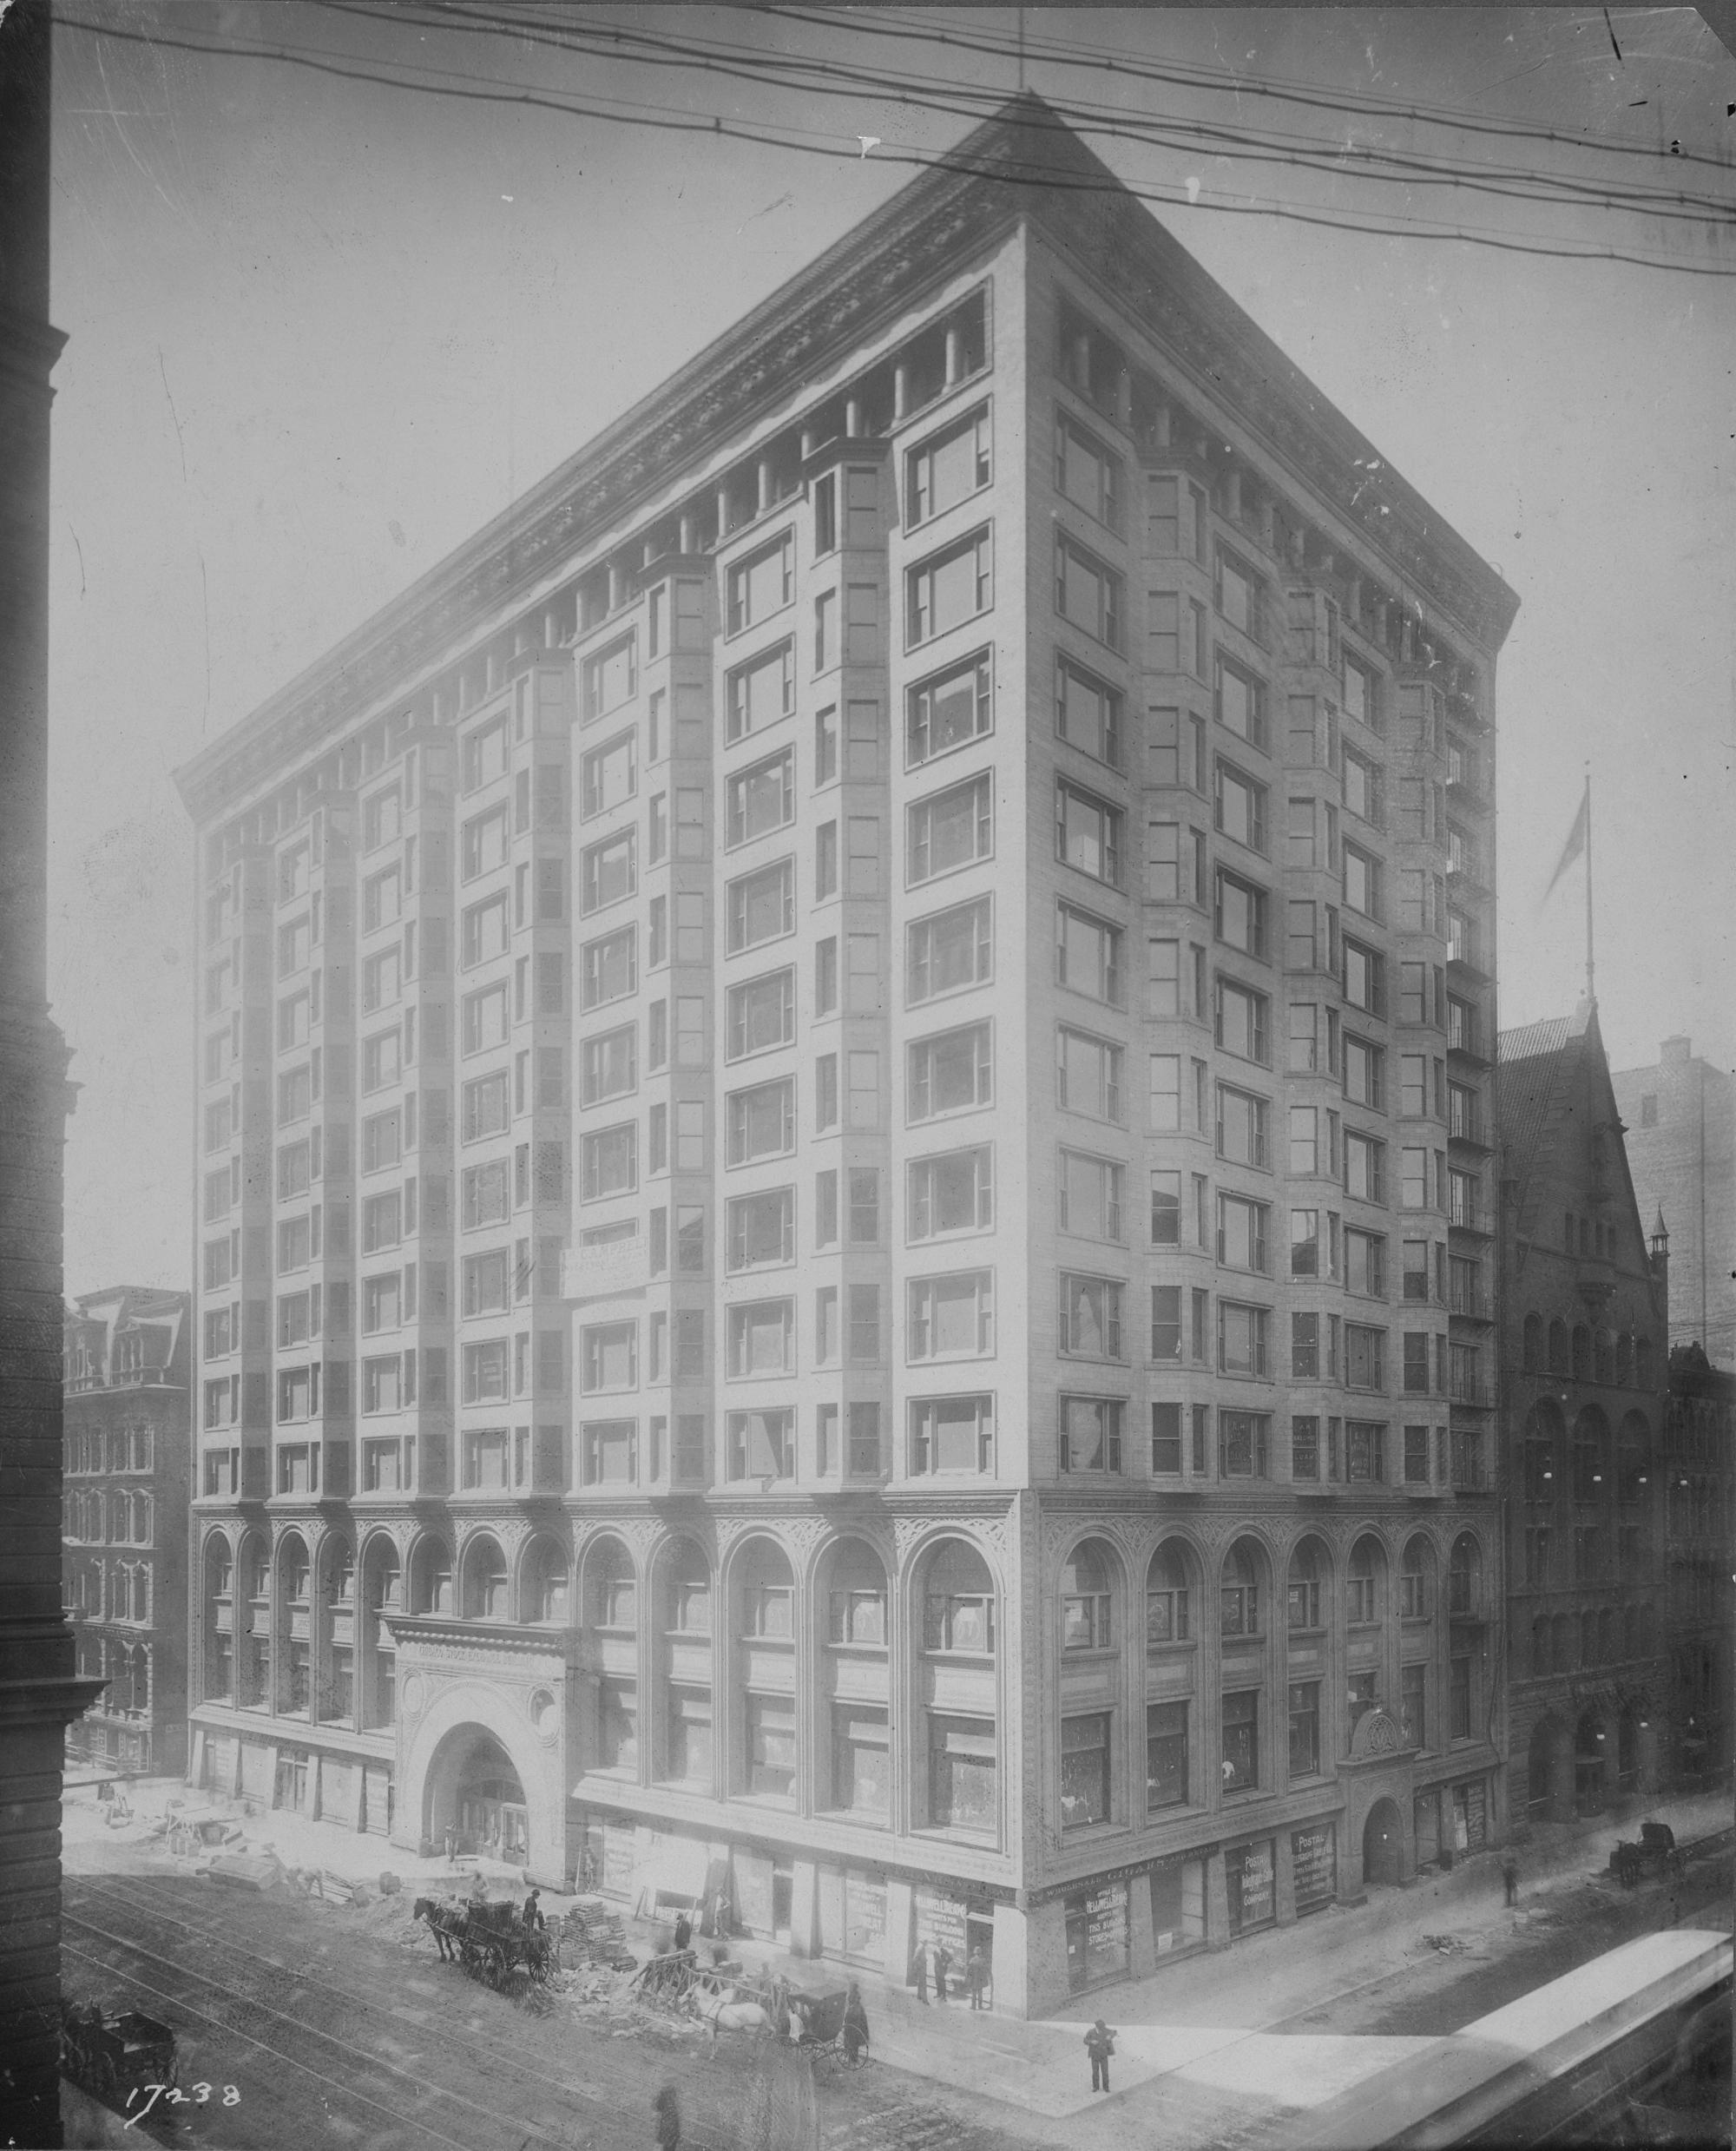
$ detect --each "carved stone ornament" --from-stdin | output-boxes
[398,1671,426,1724]
[527,1686,561,1744]
[1349,1707,1404,1761]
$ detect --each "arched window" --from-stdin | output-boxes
[462,1535,509,1621]
[360,1537,400,1729]
[1531,1617,1549,1676]
[1522,1313,1543,1372]
[318,1537,355,1724]
[737,1540,793,1639]
[1551,1611,1574,1670]
[1220,1541,1261,1637]
[409,1536,452,1615]
[1571,1325,1591,1382]
[326,1540,355,1606]
[922,1540,996,1654]
[1618,1412,1650,1504]
[587,1538,637,1632]
[133,1492,152,1543]
[1548,1319,1568,1374]
[1286,1543,1324,1632]
[1594,1331,1614,1386]
[825,1540,886,1646]
[1524,1400,1563,1501]
[279,1537,311,1604]
[1635,1337,1654,1390]
[1400,1537,1434,1620]
[1061,1539,1115,1650]
[523,1536,569,1624]
[1572,1406,1609,1503]
[1450,1534,1482,1617]
[665,1539,711,1634]
[1614,1334,1633,1386]
[1348,1538,1384,1626]
[276,1532,311,1714]
[1147,1543,1192,1644]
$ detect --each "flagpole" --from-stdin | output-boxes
[1584,768,1595,1004]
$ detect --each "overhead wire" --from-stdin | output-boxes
[346,0,1736,225]
[393,0,1736,219]
[764,1,1736,178]
[56,10,1736,278]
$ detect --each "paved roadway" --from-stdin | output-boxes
[60,1871,1023,2151]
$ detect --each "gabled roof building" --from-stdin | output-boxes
[174,96,1517,2012]
[1497,1000,1670,1821]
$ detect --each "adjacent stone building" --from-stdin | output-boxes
[62,1288,192,1777]
[1498,1001,1669,1822]
[173,96,1517,2013]
[1610,1036,1735,1369]
[1661,1343,1733,1788]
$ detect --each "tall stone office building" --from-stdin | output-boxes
[174,98,1517,2015]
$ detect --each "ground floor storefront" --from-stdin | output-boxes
[188,1709,398,1836]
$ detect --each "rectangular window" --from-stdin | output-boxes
[1055,410,1121,529]
[1215,977,1270,1065]
[904,651,991,769]
[1344,843,1382,924]
[907,1270,995,1360]
[1215,760,1267,852]
[1288,1683,1320,1778]
[1059,1397,1123,1474]
[726,1076,793,1166]
[909,1395,995,1474]
[580,829,636,915]
[726,1187,793,1272]
[1053,1027,1121,1123]
[1055,655,1121,768]
[1343,746,1383,826]
[1217,1194,1270,1275]
[907,773,992,885]
[1345,1227,1385,1298]
[727,857,795,953]
[726,969,795,1060]
[581,635,636,724]
[581,928,636,1010]
[1056,779,1122,886]
[725,641,795,744]
[726,747,794,848]
[1345,1325,1385,1392]
[908,1147,993,1240]
[727,1408,794,1481]
[1344,1034,1384,1109]
[908,1023,992,1121]
[1055,902,1122,1004]
[727,530,793,635]
[580,1123,636,1202]
[1055,533,1121,648]
[1216,1084,1269,1168]
[907,529,992,646]
[1221,1690,1259,1792]
[1215,657,1267,751]
[906,405,991,524]
[580,730,636,821]
[906,894,992,1008]
[726,1301,794,1379]
[1058,1149,1122,1243]
[1215,869,1269,958]
[1058,1274,1125,1360]
[1218,1306,1270,1380]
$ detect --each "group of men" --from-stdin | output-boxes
[909,1939,991,2009]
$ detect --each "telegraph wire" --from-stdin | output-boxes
[361,0,1736,223]
[763,2,1736,178]
[55,13,1736,279]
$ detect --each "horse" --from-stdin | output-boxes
[414,1897,464,1962]
[688,1983,774,2056]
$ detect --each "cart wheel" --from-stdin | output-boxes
[847,2043,871,2069]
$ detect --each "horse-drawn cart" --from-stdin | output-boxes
[415,1895,559,1996]
[61,1998,178,2110]
[789,1986,870,2067]
[1612,1819,1684,1888]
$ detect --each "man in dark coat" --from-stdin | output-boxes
[1085,2018,1116,2092]
[651,2086,681,2150]
[523,1887,544,1930]
[673,1911,693,1954]
[842,1983,870,2063]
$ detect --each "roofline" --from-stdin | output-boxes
[175,92,1517,825]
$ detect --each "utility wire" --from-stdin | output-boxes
[56,12,1736,278]
[352,0,1736,225]
[765,1,1736,178]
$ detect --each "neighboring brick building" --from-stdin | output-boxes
[1498,1000,1669,1822]
[173,95,1517,2014]
[1610,1036,1735,1369]
[62,1289,192,1777]
[1661,1343,1733,1788]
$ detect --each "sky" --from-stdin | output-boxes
[46,3,1736,1293]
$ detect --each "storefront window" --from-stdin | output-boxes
[1064,1881,1130,1991]
[1225,1839,1276,1935]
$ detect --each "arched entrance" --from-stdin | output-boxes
[1362,1798,1403,1886]
[433,1729,529,1862]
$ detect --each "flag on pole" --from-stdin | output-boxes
[1542,785,1588,902]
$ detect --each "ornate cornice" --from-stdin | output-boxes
[174,98,1515,829]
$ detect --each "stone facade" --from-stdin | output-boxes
[62,1288,192,1777]
[1497,1002,1670,1825]
[1660,1345,1733,1787]
[174,97,1516,2016]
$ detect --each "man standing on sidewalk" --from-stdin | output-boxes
[1085,2018,1116,2093]
[1503,1855,1519,1907]
[966,1946,989,2010]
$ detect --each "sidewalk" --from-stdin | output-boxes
[713,1787,1732,2129]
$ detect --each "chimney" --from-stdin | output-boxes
[1660,1036,1692,1066]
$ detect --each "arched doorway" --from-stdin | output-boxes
[1363,1798,1403,1886]
[445,1731,529,1862]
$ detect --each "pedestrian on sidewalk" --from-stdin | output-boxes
[444,1825,457,1868]
[1502,1855,1519,1907]
[1084,2018,1116,2093]
[842,1983,870,2064]
[966,1946,989,2010]
[673,1911,693,1954]
[650,2086,681,2150]
[911,1945,929,2004]
[932,1943,953,2003]
[523,1886,543,1931]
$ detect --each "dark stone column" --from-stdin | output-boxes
[0,5,99,2141]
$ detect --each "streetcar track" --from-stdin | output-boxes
[62,1917,572,2151]
[69,1871,717,2111]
